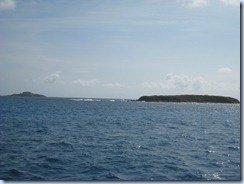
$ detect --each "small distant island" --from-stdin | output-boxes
[10,91,46,97]
[137,95,239,103]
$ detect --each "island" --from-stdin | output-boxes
[137,95,239,103]
[10,91,46,97]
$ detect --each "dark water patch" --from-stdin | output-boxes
[48,141,75,151]
[7,169,24,177]
[228,146,240,150]
[45,157,63,164]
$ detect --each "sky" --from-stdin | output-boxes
[0,0,240,99]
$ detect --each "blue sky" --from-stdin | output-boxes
[0,0,240,99]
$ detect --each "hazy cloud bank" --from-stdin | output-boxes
[73,79,98,86]
[186,0,239,7]
[0,0,16,10]
[102,83,129,88]
[217,67,232,74]
[45,72,60,83]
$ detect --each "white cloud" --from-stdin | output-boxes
[103,83,129,88]
[0,0,16,10]
[165,74,205,90]
[45,72,60,83]
[188,0,208,7]
[219,0,239,6]
[140,74,205,90]
[183,0,239,7]
[73,79,98,86]
[217,67,232,74]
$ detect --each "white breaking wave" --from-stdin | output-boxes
[71,99,84,101]
[84,99,94,101]
[71,98,102,102]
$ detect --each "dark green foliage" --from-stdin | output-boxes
[10,91,46,97]
[138,95,239,103]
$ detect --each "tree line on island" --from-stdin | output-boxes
[10,91,46,97]
[137,95,239,103]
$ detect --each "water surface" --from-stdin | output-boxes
[0,97,240,180]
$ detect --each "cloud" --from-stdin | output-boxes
[45,72,60,83]
[102,83,129,88]
[188,0,208,7]
[183,0,239,7]
[140,74,205,90]
[0,0,16,10]
[140,81,164,89]
[165,73,205,90]
[217,67,232,74]
[219,0,239,6]
[73,79,98,86]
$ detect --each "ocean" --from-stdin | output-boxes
[0,96,240,180]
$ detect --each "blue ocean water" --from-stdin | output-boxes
[0,96,240,180]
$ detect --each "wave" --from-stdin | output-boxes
[228,146,240,150]
[105,172,121,180]
[45,157,63,164]
[205,150,216,154]
[203,172,222,180]
[70,98,130,102]
[83,165,107,174]
[84,99,94,101]
[71,98,99,102]
[7,169,24,177]
[71,98,84,101]
[48,141,75,151]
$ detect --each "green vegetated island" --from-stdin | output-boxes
[10,91,46,97]
[137,95,239,103]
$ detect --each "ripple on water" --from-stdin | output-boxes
[48,141,75,151]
